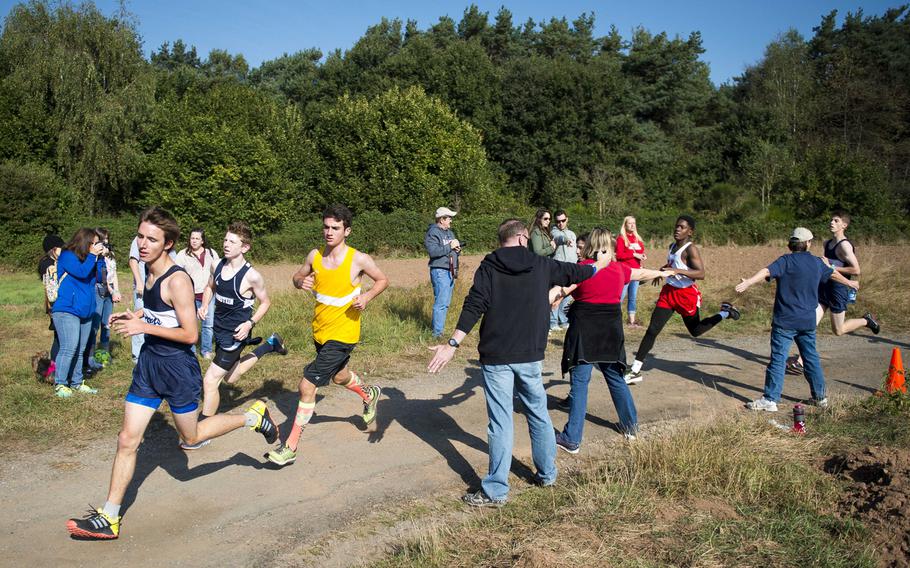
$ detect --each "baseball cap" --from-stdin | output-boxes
[789,227,813,242]
[435,207,457,218]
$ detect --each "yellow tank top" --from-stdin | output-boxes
[312,246,361,344]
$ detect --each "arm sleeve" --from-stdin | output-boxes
[767,257,784,280]
[129,238,140,261]
[549,258,595,286]
[819,262,834,283]
[424,228,450,260]
[615,238,634,262]
[530,230,554,256]
[454,264,492,334]
[58,251,98,278]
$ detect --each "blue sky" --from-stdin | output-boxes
[0,1,897,84]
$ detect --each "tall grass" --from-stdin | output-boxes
[374,415,876,568]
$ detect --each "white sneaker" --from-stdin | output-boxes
[746,397,778,412]
[624,432,637,441]
[812,398,829,409]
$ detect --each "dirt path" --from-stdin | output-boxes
[2,332,906,567]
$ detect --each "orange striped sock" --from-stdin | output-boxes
[338,371,370,402]
[286,400,315,452]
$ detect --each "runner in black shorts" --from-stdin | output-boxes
[66,207,279,541]
[267,205,389,467]
[193,222,287,448]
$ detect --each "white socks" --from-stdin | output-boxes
[103,501,121,519]
[631,360,643,373]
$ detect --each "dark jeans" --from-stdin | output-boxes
[635,307,723,362]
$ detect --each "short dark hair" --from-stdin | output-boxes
[227,221,253,246]
[138,207,180,251]
[831,209,851,226]
[677,215,696,231]
[554,209,567,219]
[323,204,353,229]
[498,218,527,244]
[788,240,808,252]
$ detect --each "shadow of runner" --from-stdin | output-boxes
[646,357,800,404]
[691,336,770,366]
[865,335,910,350]
[121,413,271,515]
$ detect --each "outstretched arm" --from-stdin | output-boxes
[735,268,771,294]
[630,268,673,282]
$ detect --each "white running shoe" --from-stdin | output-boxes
[746,397,778,412]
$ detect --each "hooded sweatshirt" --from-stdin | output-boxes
[51,250,98,319]
[424,223,459,271]
[455,246,595,365]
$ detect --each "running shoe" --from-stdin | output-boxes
[66,506,120,540]
[246,400,279,444]
[72,383,98,395]
[55,385,73,398]
[362,385,381,426]
[555,431,580,454]
[266,443,297,466]
[720,302,741,321]
[810,397,829,409]
[624,370,643,385]
[462,490,506,508]
[745,397,778,412]
[624,432,637,442]
[179,439,211,451]
[267,333,288,355]
[864,312,881,335]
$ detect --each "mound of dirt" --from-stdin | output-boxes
[824,447,910,567]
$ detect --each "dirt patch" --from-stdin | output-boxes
[824,447,910,567]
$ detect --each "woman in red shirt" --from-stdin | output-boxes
[550,228,670,452]
[615,216,647,326]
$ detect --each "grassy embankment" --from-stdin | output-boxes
[1,244,907,450]
[371,394,910,567]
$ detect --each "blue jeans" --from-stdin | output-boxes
[132,291,145,361]
[98,293,113,349]
[195,297,216,355]
[480,361,557,501]
[85,288,112,367]
[621,280,640,315]
[763,325,826,402]
[52,311,93,387]
[549,296,572,328]
[562,361,637,444]
[430,268,454,337]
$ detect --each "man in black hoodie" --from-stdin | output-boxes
[428,218,606,507]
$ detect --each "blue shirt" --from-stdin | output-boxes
[767,251,833,330]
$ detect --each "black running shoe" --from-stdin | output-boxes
[247,400,279,444]
[267,333,288,355]
[66,506,120,540]
[720,302,741,321]
[864,312,881,335]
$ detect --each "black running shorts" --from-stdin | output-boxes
[303,340,356,387]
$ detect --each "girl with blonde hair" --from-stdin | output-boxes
[615,216,647,326]
[550,227,672,452]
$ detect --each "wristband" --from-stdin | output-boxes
[448,338,460,348]
[248,319,256,328]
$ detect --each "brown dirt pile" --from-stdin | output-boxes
[824,447,910,567]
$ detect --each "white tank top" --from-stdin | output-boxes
[666,242,695,288]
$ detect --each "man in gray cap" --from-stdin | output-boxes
[735,227,858,412]
[424,206,461,337]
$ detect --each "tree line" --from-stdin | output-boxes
[1,2,908,267]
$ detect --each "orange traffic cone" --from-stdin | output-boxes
[884,347,906,394]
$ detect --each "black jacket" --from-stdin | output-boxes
[455,246,594,365]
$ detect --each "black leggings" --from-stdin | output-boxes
[634,307,723,362]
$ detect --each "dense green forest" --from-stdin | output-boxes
[1,2,908,267]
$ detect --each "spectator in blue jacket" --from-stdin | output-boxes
[52,228,104,398]
[424,206,461,337]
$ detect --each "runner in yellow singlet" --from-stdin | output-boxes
[267,204,389,466]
